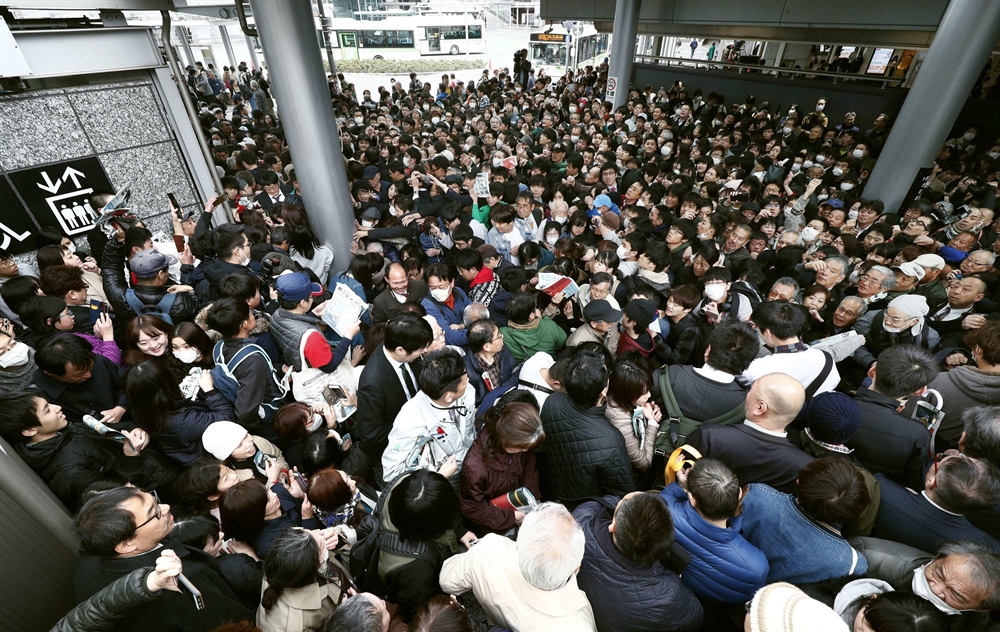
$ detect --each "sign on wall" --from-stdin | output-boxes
[5,157,115,248]
[0,177,37,254]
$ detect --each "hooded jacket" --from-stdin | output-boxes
[573,498,703,632]
[501,317,567,362]
[926,366,1000,449]
[458,429,540,536]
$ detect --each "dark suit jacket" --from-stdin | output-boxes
[370,280,428,325]
[254,185,295,213]
[355,344,419,460]
[871,474,1000,552]
[846,388,930,489]
[688,423,813,494]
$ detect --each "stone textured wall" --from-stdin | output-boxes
[0,79,200,264]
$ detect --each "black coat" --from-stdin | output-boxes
[846,387,931,489]
[153,391,235,465]
[574,498,704,632]
[16,423,178,510]
[688,423,813,494]
[463,346,519,407]
[355,344,419,460]
[75,538,251,632]
[539,392,634,507]
[100,239,201,324]
[31,355,128,425]
[200,257,255,301]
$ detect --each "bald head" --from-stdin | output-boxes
[745,373,806,430]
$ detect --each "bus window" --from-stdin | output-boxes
[441,25,466,40]
[359,30,414,48]
[531,42,567,66]
[468,24,482,39]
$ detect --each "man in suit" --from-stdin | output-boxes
[371,262,427,325]
[355,313,433,487]
[927,274,988,349]
[254,169,294,214]
[846,345,937,489]
[871,453,1000,553]
[688,372,811,494]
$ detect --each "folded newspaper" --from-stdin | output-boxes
[321,283,369,337]
[809,330,866,362]
[535,272,579,297]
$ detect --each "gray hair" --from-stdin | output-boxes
[841,296,867,317]
[250,80,259,89]
[517,502,585,590]
[823,255,850,276]
[324,594,383,632]
[773,277,799,293]
[463,302,490,327]
[869,265,897,291]
[970,249,997,266]
[962,405,1000,468]
[779,230,803,246]
[936,540,1000,610]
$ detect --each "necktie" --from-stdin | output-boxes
[400,365,416,399]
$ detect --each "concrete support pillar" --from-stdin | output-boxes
[864,0,1000,213]
[177,26,196,66]
[607,0,641,109]
[774,42,786,67]
[247,0,355,272]
[219,25,237,68]
[245,34,260,70]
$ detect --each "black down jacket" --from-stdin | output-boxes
[51,566,159,632]
[100,238,201,324]
[538,392,634,507]
[573,498,704,632]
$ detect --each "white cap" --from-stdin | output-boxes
[912,254,945,270]
[894,261,926,281]
[202,421,248,460]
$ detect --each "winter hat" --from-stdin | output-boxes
[202,421,248,460]
[749,582,848,632]
[805,391,862,446]
[624,299,657,331]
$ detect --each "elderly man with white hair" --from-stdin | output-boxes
[439,502,597,631]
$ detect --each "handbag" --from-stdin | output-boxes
[289,333,357,422]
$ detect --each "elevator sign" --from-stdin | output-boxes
[7,157,115,239]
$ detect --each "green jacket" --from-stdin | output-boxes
[501,317,568,361]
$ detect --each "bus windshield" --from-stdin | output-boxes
[531,42,567,66]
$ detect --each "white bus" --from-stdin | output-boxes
[326,15,486,60]
[528,24,609,77]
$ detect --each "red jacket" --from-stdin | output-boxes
[617,330,655,357]
[458,431,540,536]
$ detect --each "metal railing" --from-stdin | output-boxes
[633,54,906,89]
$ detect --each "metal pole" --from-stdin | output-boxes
[606,0,641,110]
[245,34,261,70]
[247,0,356,272]
[177,26,197,67]
[219,24,238,68]
[161,12,234,223]
[315,0,339,86]
[863,0,1000,213]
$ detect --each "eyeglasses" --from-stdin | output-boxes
[883,313,916,325]
[908,219,928,228]
[932,451,970,477]
[490,331,504,343]
[135,490,163,530]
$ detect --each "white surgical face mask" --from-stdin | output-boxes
[173,348,200,364]
[912,565,964,615]
[0,342,31,369]
[616,245,628,259]
[493,158,503,168]
[403,156,411,167]
[782,126,793,135]
[815,104,825,112]
[832,167,844,177]
[569,105,577,113]
[422,103,430,111]
[802,160,813,169]
[988,151,1000,159]
[546,235,558,245]
[65,242,77,253]
[848,209,858,220]
[712,156,722,165]
[816,193,829,202]
[883,320,908,334]
[963,132,975,141]
[661,145,671,156]
[800,226,819,241]
[791,162,801,172]
[354,117,363,124]
[430,287,451,302]
[306,413,325,433]
[704,284,726,301]
[815,155,826,164]
[361,219,375,228]
[840,182,854,191]
[431,117,440,124]
[570,135,580,143]
[852,149,864,159]
[212,139,223,146]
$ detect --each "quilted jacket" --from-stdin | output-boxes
[539,392,634,507]
[573,498,704,632]
[52,566,158,632]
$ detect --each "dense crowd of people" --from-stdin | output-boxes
[1,47,1000,632]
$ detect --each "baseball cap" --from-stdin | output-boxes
[444,174,463,186]
[276,272,323,302]
[912,254,945,270]
[477,244,500,260]
[129,249,177,279]
[360,207,381,221]
[363,165,379,179]
[583,299,623,324]
[894,261,926,281]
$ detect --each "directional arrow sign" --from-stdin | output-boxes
[0,176,39,255]
[36,171,61,194]
[63,166,86,189]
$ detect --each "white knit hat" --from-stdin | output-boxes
[202,421,248,460]
[749,583,848,632]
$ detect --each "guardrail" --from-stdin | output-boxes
[633,54,905,89]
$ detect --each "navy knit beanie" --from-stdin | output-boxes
[806,391,862,445]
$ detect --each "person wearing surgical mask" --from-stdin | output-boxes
[422,264,473,347]
[906,541,1000,616]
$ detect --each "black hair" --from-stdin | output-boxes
[384,312,434,354]
[425,262,454,284]
[261,527,325,611]
[453,249,483,272]
[219,273,260,302]
[686,458,741,521]
[388,469,460,543]
[796,457,870,526]
[505,292,537,325]
[72,486,145,556]
[466,319,498,354]
[123,360,184,435]
[705,322,760,375]
[873,345,939,399]
[0,392,46,445]
[214,224,248,257]
[499,268,529,293]
[613,492,674,564]
[564,352,609,407]
[205,297,252,338]
[0,276,40,314]
[751,300,809,340]
[171,513,221,550]
[34,333,93,376]
[417,348,467,400]
[16,295,67,334]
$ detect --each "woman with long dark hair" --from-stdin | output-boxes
[257,527,345,631]
[605,359,661,474]
[459,391,544,536]
[124,359,234,465]
[305,467,377,540]
[123,315,175,368]
[219,478,320,559]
